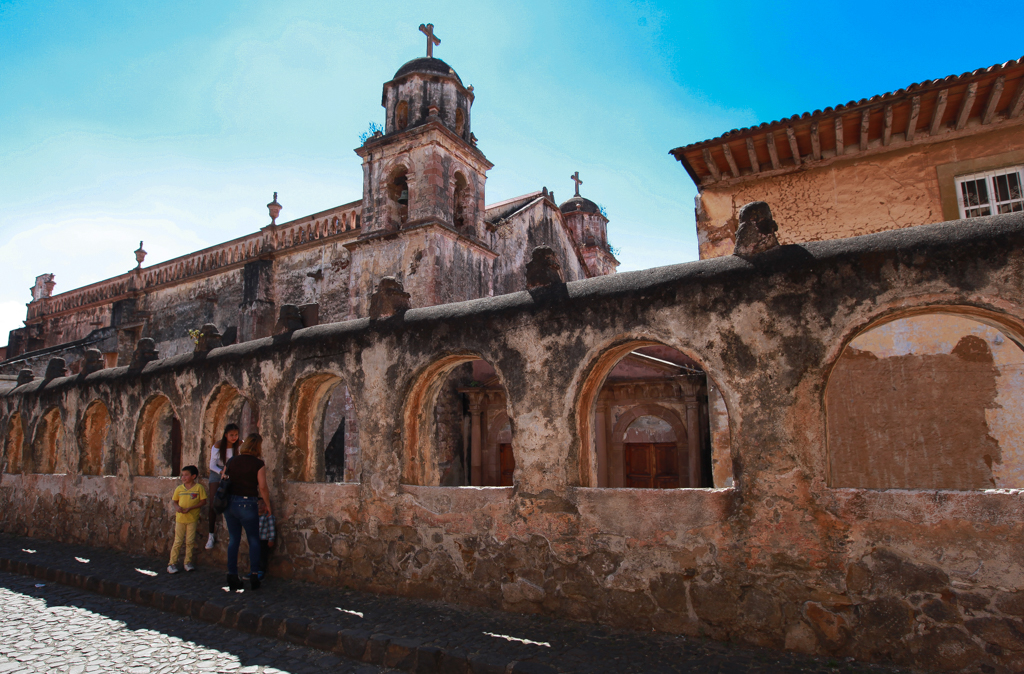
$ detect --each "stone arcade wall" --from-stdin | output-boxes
[3,213,1024,671]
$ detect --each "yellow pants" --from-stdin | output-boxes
[169,520,198,566]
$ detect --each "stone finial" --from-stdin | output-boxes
[134,241,147,268]
[733,201,780,257]
[44,358,67,380]
[526,246,564,289]
[130,338,159,369]
[275,305,305,333]
[82,349,105,374]
[30,274,56,302]
[16,370,34,387]
[267,192,282,225]
[194,323,223,352]
[368,277,411,320]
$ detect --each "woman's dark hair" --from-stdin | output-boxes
[214,423,241,464]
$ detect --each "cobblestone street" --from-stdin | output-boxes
[0,571,388,674]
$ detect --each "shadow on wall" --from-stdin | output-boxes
[827,312,1024,489]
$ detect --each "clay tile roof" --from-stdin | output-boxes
[670,57,1024,188]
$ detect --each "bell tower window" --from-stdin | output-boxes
[455,109,465,137]
[453,172,469,230]
[387,167,410,227]
[396,101,409,131]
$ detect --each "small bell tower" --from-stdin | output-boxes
[347,25,496,318]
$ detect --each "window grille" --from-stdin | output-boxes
[955,165,1024,219]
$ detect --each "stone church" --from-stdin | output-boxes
[1,32,715,491]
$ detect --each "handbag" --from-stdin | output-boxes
[213,477,232,514]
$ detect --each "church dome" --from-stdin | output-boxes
[559,196,601,215]
[393,57,463,85]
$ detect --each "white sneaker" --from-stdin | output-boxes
[205,534,215,550]
[184,563,195,572]
[167,565,179,574]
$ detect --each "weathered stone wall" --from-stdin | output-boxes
[3,213,1024,671]
[696,125,1024,259]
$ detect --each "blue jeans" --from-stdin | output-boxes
[224,495,261,577]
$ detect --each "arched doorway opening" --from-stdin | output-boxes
[403,355,511,486]
[286,374,359,483]
[579,342,729,488]
[135,395,182,477]
[202,384,259,478]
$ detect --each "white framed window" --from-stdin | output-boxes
[955,165,1024,219]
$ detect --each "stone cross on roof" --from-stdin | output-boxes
[419,24,440,58]
[570,171,583,197]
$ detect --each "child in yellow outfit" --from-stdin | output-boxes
[168,465,207,573]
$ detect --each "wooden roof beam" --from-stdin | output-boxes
[981,76,1005,125]
[701,148,721,181]
[859,110,870,151]
[883,104,893,146]
[906,96,921,142]
[786,127,801,166]
[1009,78,1024,118]
[834,117,844,156]
[745,138,760,173]
[722,143,740,178]
[929,89,949,135]
[810,122,821,160]
[955,82,978,130]
[766,132,781,169]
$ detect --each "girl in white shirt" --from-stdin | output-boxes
[206,424,240,549]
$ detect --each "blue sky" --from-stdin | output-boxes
[1,0,1022,340]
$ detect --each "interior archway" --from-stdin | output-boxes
[578,341,729,488]
[79,400,110,476]
[286,373,359,482]
[403,355,511,486]
[134,395,182,477]
[827,313,1024,489]
[202,383,260,478]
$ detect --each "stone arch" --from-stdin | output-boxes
[402,353,511,486]
[30,407,63,474]
[452,171,470,231]
[3,413,25,474]
[826,309,1024,489]
[134,395,182,477]
[576,339,730,488]
[455,108,465,137]
[285,373,359,482]
[396,100,409,130]
[609,404,690,489]
[78,400,110,476]
[201,383,259,478]
[386,164,410,228]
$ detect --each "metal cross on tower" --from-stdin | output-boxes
[570,171,583,197]
[419,24,441,58]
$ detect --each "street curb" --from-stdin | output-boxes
[0,554,536,674]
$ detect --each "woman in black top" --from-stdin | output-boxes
[222,433,272,590]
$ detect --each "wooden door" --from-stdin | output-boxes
[624,442,680,489]
[499,443,515,486]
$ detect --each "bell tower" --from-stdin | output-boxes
[347,25,496,318]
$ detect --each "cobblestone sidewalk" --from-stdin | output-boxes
[0,570,390,673]
[0,534,912,673]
